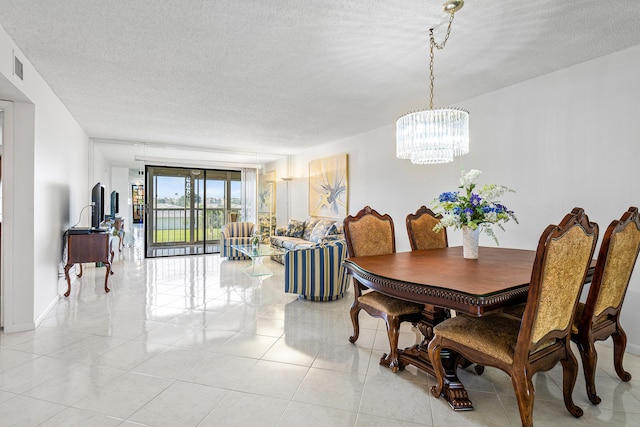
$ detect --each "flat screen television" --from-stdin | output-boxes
[91,183,105,229]
[110,191,119,217]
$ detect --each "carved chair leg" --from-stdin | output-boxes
[577,338,601,405]
[457,359,484,375]
[560,350,584,418]
[382,316,401,372]
[348,307,360,344]
[511,369,535,427]
[611,328,632,382]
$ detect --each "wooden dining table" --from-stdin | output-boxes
[342,246,595,411]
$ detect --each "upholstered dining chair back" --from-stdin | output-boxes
[523,208,599,349]
[586,207,640,318]
[344,206,395,257]
[428,208,598,427]
[406,206,448,251]
[571,206,640,404]
[343,206,424,373]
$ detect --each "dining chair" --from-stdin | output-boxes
[405,204,464,330]
[343,206,424,372]
[405,205,487,374]
[428,208,598,427]
[406,205,448,251]
[571,206,640,404]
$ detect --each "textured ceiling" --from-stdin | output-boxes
[1,1,639,167]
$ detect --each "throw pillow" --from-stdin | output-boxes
[327,221,344,235]
[303,218,321,240]
[286,220,306,238]
[308,219,336,243]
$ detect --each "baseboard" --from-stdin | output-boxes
[2,319,36,333]
[593,339,640,356]
[626,342,640,356]
[34,293,62,329]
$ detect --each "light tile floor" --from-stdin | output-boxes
[1,226,639,426]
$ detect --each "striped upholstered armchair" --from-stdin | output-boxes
[284,240,350,301]
[221,222,257,260]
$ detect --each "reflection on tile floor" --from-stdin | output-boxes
[1,226,639,426]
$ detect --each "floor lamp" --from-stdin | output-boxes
[282,177,293,224]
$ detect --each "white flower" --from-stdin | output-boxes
[460,169,482,187]
[484,212,499,223]
[439,214,459,229]
[479,184,511,200]
[431,168,518,245]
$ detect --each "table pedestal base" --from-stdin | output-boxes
[398,344,473,410]
[243,256,273,277]
[385,305,475,411]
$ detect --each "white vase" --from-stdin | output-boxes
[462,226,479,259]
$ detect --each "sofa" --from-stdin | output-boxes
[257,213,277,242]
[220,221,257,260]
[270,218,345,258]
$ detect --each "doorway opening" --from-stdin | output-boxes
[0,109,3,327]
[145,166,242,257]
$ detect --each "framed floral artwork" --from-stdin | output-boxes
[309,154,348,219]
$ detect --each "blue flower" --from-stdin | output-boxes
[439,191,458,203]
[430,169,518,245]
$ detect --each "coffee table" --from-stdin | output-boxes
[230,244,285,277]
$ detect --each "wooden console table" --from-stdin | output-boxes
[64,229,114,297]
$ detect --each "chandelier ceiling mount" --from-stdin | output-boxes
[396,0,469,165]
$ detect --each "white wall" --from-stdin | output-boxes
[92,140,111,212]
[110,166,133,241]
[0,25,89,331]
[273,44,640,354]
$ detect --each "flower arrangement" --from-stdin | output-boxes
[250,232,262,247]
[431,169,518,244]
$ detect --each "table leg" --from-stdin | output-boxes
[243,256,272,277]
[103,262,111,293]
[64,262,111,296]
[64,263,73,297]
[396,304,474,411]
[109,240,115,274]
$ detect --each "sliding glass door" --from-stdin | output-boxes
[145,166,243,258]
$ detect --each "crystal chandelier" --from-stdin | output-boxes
[396,0,469,165]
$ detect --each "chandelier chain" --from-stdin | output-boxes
[395,0,468,165]
[429,12,456,110]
